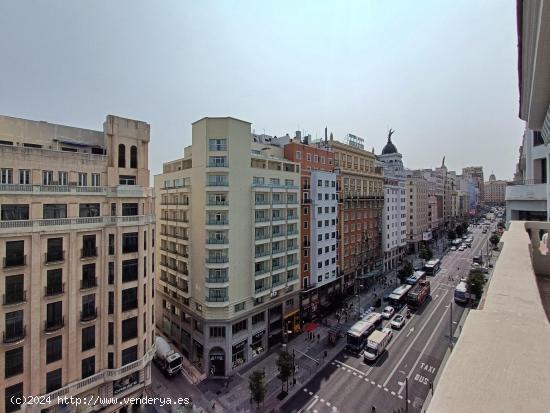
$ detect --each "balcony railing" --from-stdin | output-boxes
[207,200,229,206]
[507,178,546,185]
[254,284,271,294]
[207,180,229,187]
[272,263,285,271]
[255,267,270,276]
[80,308,98,322]
[255,199,270,205]
[3,255,27,268]
[302,198,311,204]
[205,295,229,302]
[3,326,26,343]
[206,256,229,264]
[287,273,299,282]
[255,233,270,240]
[44,317,64,332]
[45,250,65,263]
[207,237,228,244]
[287,229,298,235]
[272,216,285,222]
[81,247,98,259]
[252,183,299,190]
[255,250,270,258]
[207,161,229,168]
[255,216,270,223]
[80,277,98,290]
[160,201,189,206]
[45,283,65,297]
[287,215,298,220]
[205,275,229,283]
[271,248,283,255]
[287,199,298,204]
[287,259,298,266]
[208,144,227,151]
[207,219,228,225]
[3,291,26,305]
[272,278,285,288]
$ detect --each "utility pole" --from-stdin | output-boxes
[449,302,453,350]
[405,377,409,412]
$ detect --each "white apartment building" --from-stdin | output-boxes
[155,117,300,379]
[0,115,155,413]
[309,170,338,287]
[506,128,549,221]
[406,170,429,252]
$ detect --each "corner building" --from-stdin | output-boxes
[155,117,300,379]
[0,115,155,413]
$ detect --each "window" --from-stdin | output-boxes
[91,173,100,187]
[42,170,53,185]
[209,326,226,338]
[121,203,139,217]
[122,259,138,282]
[1,168,12,184]
[108,352,114,369]
[82,325,95,351]
[58,171,68,186]
[43,204,67,219]
[82,235,97,258]
[46,335,62,364]
[46,238,63,262]
[118,144,126,167]
[78,172,87,186]
[208,156,227,167]
[5,382,23,413]
[108,322,114,345]
[46,368,62,393]
[234,302,245,312]
[122,317,138,341]
[4,347,23,378]
[18,169,30,185]
[1,204,29,221]
[46,302,63,330]
[81,294,96,320]
[5,240,25,267]
[5,274,24,305]
[130,145,138,168]
[122,233,138,253]
[121,346,138,366]
[122,287,138,312]
[119,175,136,185]
[208,138,227,151]
[252,312,265,325]
[79,203,100,217]
[81,264,96,290]
[232,319,247,334]
[81,356,95,379]
[108,291,114,314]
[295,151,301,160]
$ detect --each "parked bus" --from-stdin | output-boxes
[388,284,412,309]
[423,259,441,276]
[454,280,469,304]
[405,270,427,286]
[346,319,376,354]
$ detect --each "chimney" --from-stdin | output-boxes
[304,134,310,145]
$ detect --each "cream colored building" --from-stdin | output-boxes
[155,117,300,378]
[406,170,429,252]
[483,174,507,204]
[0,115,155,412]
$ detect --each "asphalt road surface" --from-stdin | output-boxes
[282,225,493,413]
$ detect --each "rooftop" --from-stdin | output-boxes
[427,221,550,413]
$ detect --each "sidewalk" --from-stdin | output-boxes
[199,282,397,412]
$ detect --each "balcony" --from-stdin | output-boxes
[205,295,229,302]
[207,161,229,168]
[80,277,98,290]
[81,247,98,259]
[3,291,26,305]
[206,256,229,264]
[254,284,271,295]
[44,317,64,332]
[271,263,285,272]
[80,308,98,322]
[207,180,229,187]
[205,275,229,284]
[3,326,26,343]
[255,250,270,258]
[255,267,270,277]
[426,221,550,413]
[287,199,298,204]
[45,250,65,263]
[255,199,270,205]
[302,198,311,204]
[255,216,270,223]
[272,216,285,222]
[207,200,229,206]
[207,237,228,245]
[252,182,299,190]
[255,233,270,241]
[287,229,299,236]
[505,180,547,201]
[45,283,65,297]
[3,255,26,268]
[207,219,228,225]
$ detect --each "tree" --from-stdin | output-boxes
[468,269,487,303]
[447,229,456,240]
[419,247,433,261]
[248,370,267,408]
[489,234,500,247]
[455,225,464,238]
[276,351,294,394]
[461,222,469,233]
[398,261,413,282]
[497,221,505,230]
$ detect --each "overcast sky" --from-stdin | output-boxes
[0,0,524,180]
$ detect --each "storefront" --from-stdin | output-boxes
[283,309,300,335]
[208,347,226,377]
[250,330,266,358]
[232,339,247,370]
[112,372,140,396]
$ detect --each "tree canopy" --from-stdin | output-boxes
[249,370,267,408]
[276,351,294,393]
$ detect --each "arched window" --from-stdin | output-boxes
[130,145,138,169]
[118,144,126,168]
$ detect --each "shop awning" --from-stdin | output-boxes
[303,322,319,333]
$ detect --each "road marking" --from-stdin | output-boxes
[377,384,382,388]
[326,402,331,406]
[384,388,389,392]
[334,360,366,377]
[371,380,375,385]
[398,395,403,400]
[382,288,450,387]
[320,399,325,403]
[398,301,452,395]
[306,398,318,411]
[309,391,313,396]
[391,391,396,396]
[406,327,415,337]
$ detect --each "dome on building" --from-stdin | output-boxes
[381,136,398,155]
[489,174,496,181]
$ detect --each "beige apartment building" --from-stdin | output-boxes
[0,115,155,413]
[155,117,300,378]
[406,170,429,252]
[484,174,507,204]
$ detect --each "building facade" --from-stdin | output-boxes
[0,115,155,413]
[462,166,485,207]
[406,170,429,253]
[329,135,384,294]
[283,137,338,320]
[155,117,301,379]
[483,174,507,204]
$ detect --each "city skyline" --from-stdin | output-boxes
[0,0,523,180]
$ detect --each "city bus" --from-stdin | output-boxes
[405,270,427,286]
[423,259,441,276]
[346,319,376,354]
[454,280,469,304]
[388,284,412,309]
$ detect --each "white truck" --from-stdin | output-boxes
[363,329,391,362]
[154,336,183,377]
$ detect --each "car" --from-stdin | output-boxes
[450,246,457,251]
[382,306,395,319]
[391,314,406,330]
[458,246,465,251]
[382,327,393,342]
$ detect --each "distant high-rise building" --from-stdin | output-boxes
[462,166,485,206]
[483,174,507,205]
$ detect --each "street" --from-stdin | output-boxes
[281,225,493,413]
